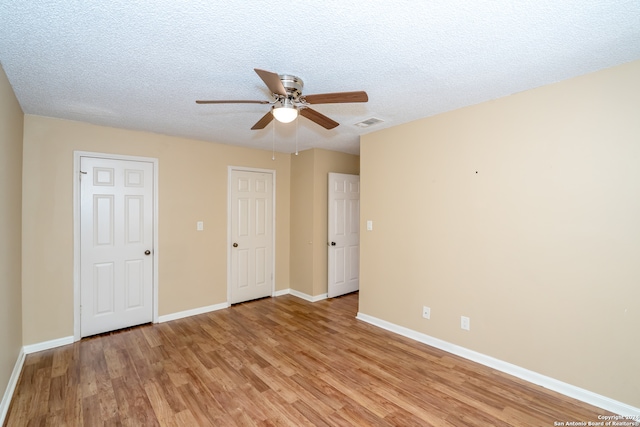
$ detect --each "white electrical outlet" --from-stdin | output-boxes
[461,316,470,331]
[422,306,431,319]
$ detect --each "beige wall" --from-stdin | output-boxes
[22,115,291,345]
[290,150,315,295]
[290,149,359,296]
[360,60,640,407]
[0,65,23,402]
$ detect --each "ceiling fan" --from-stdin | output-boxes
[196,68,368,130]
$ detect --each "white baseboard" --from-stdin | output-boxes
[157,302,229,323]
[289,289,328,302]
[273,288,290,297]
[23,336,74,355]
[0,348,25,426]
[356,312,640,417]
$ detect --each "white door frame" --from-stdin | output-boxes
[227,166,276,304]
[73,151,159,341]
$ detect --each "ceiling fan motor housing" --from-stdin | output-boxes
[279,75,304,100]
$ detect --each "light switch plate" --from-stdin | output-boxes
[197,221,204,231]
[366,220,373,231]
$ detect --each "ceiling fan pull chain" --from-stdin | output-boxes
[295,116,299,156]
[272,118,275,161]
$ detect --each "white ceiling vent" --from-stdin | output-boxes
[354,117,384,128]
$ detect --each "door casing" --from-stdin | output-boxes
[227,166,276,304]
[73,151,159,341]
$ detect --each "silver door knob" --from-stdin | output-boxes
[144,250,151,255]
[233,243,238,248]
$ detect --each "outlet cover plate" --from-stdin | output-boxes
[461,316,470,331]
[422,306,431,319]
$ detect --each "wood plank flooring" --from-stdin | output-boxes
[4,293,613,426]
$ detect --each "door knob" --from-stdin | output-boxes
[233,243,238,247]
[144,250,151,255]
[331,242,336,246]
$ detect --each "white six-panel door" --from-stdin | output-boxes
[80,156,154,337]
[230,169,274,304]
[328,173,360,298]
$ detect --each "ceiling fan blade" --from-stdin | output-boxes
[254,68,287,96]
[299,108,339,130]
[303,91,368,104]
[196,100,271,104]
[251,109,274,130]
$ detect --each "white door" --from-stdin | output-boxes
[80,156,154,337]
[230,170,274,304]
[328,173,360,298]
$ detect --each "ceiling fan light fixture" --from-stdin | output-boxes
[272,100,298,123]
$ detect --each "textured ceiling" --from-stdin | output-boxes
[1,1,639,155]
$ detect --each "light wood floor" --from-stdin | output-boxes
[5,292,612,426]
